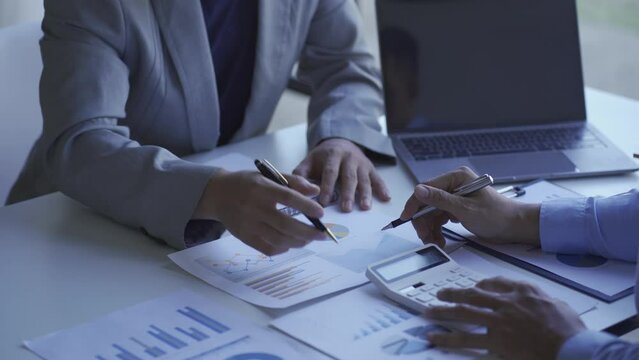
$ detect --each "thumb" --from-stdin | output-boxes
[414,185,466,216]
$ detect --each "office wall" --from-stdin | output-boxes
[0,0,43,28]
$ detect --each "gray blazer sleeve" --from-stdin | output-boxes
[298,0,396,159]
[39,0,217,249]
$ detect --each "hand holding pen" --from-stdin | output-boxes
[255,159,338,243]
[395,167,541,248]
[196,166,328,256]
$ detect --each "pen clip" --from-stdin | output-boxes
[260,159,289,186]
[498,185,526,198]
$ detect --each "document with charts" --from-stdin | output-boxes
[169,204,422,308]
[25,290,302,360]
[271,248,597,359]
[170,152,462,308]
[445,180,635,301]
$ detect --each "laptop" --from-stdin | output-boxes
[376,0,638,183]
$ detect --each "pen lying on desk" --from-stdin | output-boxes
[381,174,494,231]
[254,159,339,243]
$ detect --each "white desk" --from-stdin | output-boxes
[1,88,638,359]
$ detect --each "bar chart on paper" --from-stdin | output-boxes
[353,305,415,340]
[25,291,300,360]
[170,210,422,308]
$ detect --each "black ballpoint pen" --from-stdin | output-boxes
[254,159,339,243]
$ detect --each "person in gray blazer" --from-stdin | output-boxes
[7,0,396,254]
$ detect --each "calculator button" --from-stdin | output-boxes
[429,290,440,297]
[459,270,471,277]
[406,289,421,297]
[420,285,435,293]
[446,275,461,282]
[427,299,451,308]
[451,267,461,273]
[455,279,475,288]
[434,280,447,287]
[416,295,432,303]
[469,276,482,282]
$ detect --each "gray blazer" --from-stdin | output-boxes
[8,0,395,249]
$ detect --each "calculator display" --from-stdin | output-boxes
[374,247,449,282]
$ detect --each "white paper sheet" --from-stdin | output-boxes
[169,152,469,308]
[445,180,636,297]
[270,247,597,360]
[25,290,302,360]
[169,204,423,308]
[272,283,476,359]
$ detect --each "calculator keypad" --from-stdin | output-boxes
[404,266,484,307]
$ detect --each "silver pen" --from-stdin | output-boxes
[381,174,494,231]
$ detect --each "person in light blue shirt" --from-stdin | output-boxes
[400,167,639,359]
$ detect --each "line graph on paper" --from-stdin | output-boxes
[195,248,313,283]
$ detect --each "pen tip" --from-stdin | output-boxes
[381,224,393,231]
[325,227,339,243]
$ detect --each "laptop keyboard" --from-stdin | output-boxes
[402,127,606,161]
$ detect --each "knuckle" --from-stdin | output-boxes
[289,174,303,183]
[343,151,354,162]
[514,280,536,292]
[326,147,339,156]
[452,305,468,317]
[271,215,288,230]
[429,188,443,202]
[459,166,474,175]
[358,178,372,190]
[519,294,541,307]
[341,171,357,182]
[281,191,297,205]
[323,167,338,178]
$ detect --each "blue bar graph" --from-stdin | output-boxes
[113,344,143,360]
[390,307,414,320]
[354,306,416,340]
[148,325,188,350]
[176,326,210,341]
[96,305,228,359]
[177,307,230,334]
[130,337,166,358]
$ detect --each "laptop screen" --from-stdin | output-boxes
[377,0,586,133]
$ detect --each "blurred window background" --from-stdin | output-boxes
[0,0,637,105]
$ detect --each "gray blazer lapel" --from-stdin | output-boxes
[233,0,294,141]
[153,0,219,151]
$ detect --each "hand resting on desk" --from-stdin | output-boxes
[425,276,585,360]
[294,138,391,212]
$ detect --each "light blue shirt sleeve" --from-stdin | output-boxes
[540,189,639,262]
[539,188,639,359]
[558,330,639,360]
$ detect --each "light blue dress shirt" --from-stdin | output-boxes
[540,189,639,359]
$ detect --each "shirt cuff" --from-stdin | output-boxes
[557,330,618,360]
[184,220,227,247]
[540,197,591,254]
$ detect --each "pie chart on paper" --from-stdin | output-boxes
[325,223,350,240]
[556,254,608,268]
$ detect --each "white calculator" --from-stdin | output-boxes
[366,244,486,313]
